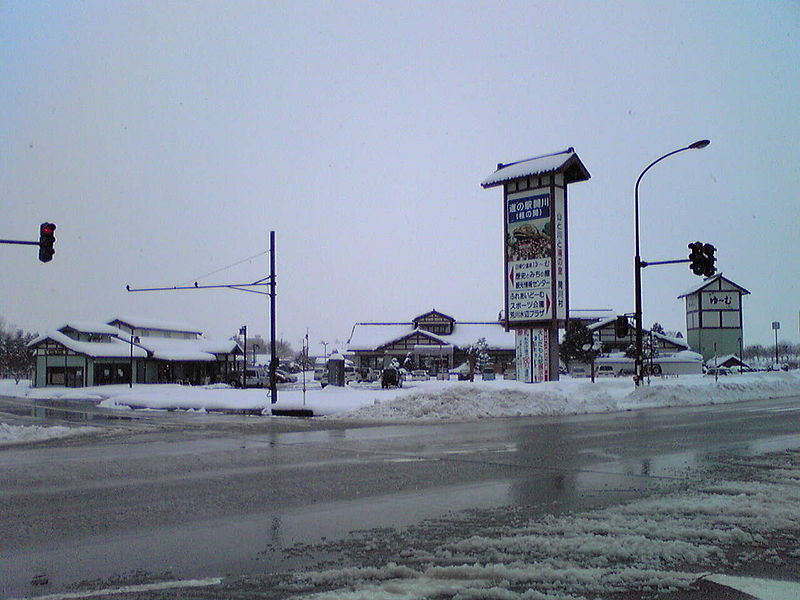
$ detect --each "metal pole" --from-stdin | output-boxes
[633,140,709,385]
[129,333,134,388]
[269,231,278,404]
[775,327,779,367]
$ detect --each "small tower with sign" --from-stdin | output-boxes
[482,148,590,382]
[678,273,750,362]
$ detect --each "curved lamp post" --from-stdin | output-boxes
[634,139,710,384]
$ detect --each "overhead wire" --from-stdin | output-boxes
[177,251,268,286]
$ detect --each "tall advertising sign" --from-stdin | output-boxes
[505,185,567,325]
[483,148,590,383]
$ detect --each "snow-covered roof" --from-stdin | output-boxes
[59,321,123,335]
[347,321,514,352]
[677,273,751,298]
[706,354,751,368]
[28,330,148,358]
[570,310,616,323]
[28,328,238,362]
[348,323,413,351]
[134,335,239,361]
[587,317,618,331]
[588,316,689,349]
[481,148,590,188]
[109,316,203,335]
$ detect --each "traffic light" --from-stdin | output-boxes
[701,243,716,277]
[38,222,56,263]
[688,241,704,276]
[614,315,630,338]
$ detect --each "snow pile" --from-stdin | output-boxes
[290,449,800,599]
[0,422,95,445]
[339,372,800,421]
[3,371,799,418]
[98,384,268,411]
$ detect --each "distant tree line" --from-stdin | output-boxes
[0,317,37,383]
[743,343,800,368]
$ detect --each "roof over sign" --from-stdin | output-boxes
[481,147,591,188]
[677,273,751,299]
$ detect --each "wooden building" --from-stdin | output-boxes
[28,317,241,387]
[347,310,515,375]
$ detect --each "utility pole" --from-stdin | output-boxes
[127,230,279,405]
[269,231,278,404]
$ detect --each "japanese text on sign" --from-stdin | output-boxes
[508,193,550,224]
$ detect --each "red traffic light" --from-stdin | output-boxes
[39,222,56,263]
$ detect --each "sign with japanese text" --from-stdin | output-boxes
[505,186,567,325]
[532,328,550,382]
[701,291,741,311]
[515,329,533,383]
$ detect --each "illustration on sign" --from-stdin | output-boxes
[507,193,551,261]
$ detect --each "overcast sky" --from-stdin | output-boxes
[2,0,798,351]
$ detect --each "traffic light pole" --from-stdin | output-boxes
[0,239,39,245]
[633,140,710,386]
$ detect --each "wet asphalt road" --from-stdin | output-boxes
[1,393,799,598]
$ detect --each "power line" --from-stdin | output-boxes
[178,251,268,286]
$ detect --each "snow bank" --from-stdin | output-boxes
[0,422,96,445]
[338,372,800,421]
[3,372,799,419]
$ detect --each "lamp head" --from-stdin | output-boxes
[688,139,710,150]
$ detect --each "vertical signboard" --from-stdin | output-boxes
[532,328,550,382]
[505,184,567,325]
[553,184,567,321]
[506,191,553,322]
[515,329,533,383]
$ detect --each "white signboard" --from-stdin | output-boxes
[553,187,567,321]
[701,291,740,310]
[508,259,552,321]
[505,185,567,325]
[515,329,533,383]
[532,328,550,382]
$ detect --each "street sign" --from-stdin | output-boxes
[772,321,780,330]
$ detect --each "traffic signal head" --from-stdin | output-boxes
[701,243,716,277]
[38,222,56,263]
[614,315,630,338]
[688,241,704,276]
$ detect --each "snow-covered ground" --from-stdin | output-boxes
[284,447,800,599]
[2,371,799,446]
[0,422,96,446]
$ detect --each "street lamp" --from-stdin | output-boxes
[321,340,328,360]
[634,139,710,384]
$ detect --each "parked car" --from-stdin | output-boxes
[596,365,615,377]
[410,369,429,381]
[705,366,732,376]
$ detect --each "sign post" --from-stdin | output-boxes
[482,148,590,382]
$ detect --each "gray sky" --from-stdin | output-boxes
[2,0,798,351]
